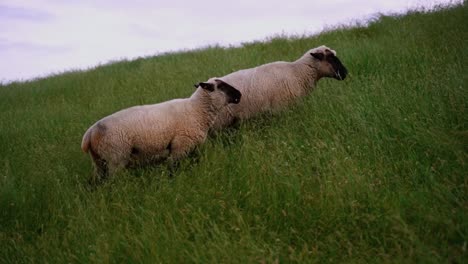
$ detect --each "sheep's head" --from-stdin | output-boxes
[309,45,348,80]
[194,79,242,106]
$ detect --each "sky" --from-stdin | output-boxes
[0,0,461,83]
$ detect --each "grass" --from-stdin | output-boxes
[0,4,467,263]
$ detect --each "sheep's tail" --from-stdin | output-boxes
[81,122,106,153]
[82,123,109,183]
[81,127,93,153]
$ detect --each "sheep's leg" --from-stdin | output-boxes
[105,148,131,180]
[94,160,108,177]
[210,111,238,135]
[89,159,108,185]
[88,149,108,185]
[166,136,197,177]
[107,162,125,178]
[167,159,180,178]
[186,147,201,166]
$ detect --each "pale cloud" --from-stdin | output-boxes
[0,0,462,83]
[0,4,54,21]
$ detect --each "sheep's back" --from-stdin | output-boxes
[222,62,305,119]
[96,101,191,155]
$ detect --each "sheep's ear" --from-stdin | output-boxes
[197,82,215,92]
[215,79,233,90]
[310,52,324,61]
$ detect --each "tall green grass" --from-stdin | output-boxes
[1,4,467,263]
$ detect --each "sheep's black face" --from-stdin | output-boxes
[216,79,242,104]
[327,55,348,80]
[310,49,348,80]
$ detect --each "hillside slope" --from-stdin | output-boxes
[0,4,467,263]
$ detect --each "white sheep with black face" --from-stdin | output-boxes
[81,79,241,182]
[211,45,348,130]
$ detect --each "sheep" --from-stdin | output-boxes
[211,45,348,130]
[81,79,241,182]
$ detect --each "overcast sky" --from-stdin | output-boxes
[0,0,461,83]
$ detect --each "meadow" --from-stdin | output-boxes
[0,4,466,263]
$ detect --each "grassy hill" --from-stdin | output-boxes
[0,4,466,263]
